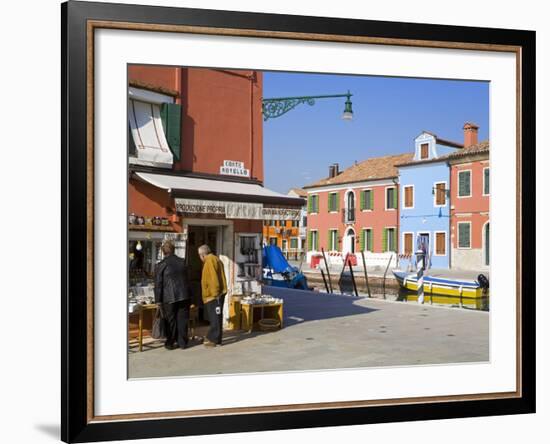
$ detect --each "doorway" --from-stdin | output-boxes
[186,225,220,308]
[417,232,430,268]
[343,227,356,255]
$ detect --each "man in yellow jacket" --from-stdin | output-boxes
[199,244,227,347]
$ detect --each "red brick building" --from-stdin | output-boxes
[127,66,304,328]
[303,153,412,268]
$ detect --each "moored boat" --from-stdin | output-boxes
[392,270,488,298]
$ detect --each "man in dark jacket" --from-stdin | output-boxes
[154,241,191,350]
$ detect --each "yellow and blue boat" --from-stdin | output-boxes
[392,270,488,299]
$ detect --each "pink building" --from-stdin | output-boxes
[303,153,413,267]
[448,123,490,271]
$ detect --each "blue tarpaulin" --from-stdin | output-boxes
[263,245,297,274]
[262,246,309,290]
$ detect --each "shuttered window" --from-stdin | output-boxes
[458,223,471,248]
[328,193,339,212]
[160,102,182,160]
[308,195,319,213]
[458,171,472,197]
[386,187,397,210]
[484,168,490,195]
[384,228,397,252]
[435,182,446,206]
[328,229,338,250]
[360,189,373,210]
[129,99,174,166]
[290,238,298,249]
[435,232,446,255]
[403,233,413,254]
[420,143,429,159]
[307,231,318,251]
[404,186,414,208]
[360,229,373,252]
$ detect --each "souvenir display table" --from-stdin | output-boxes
[239,295,284,332]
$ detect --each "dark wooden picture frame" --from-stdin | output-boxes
[62,1,536,442]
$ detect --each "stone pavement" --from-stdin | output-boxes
[128,286,489,379]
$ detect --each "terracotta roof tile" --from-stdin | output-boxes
[446,140,489,159]
[304,152,414,189]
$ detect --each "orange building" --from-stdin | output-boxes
[262,188,307,260]
[127,65,304,327]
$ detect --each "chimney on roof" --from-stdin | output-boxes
[329,163,340,178]
[463,122,479,147]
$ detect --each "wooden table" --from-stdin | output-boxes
[240,301,283,332]
[130,303,199,351]
[133,304,157,352]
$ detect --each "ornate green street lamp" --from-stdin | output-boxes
[262,91,353,121]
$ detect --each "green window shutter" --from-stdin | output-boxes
[459,171,471,196]
[382,228,388,253]
[369,190,374,210]
[360,191,365,210]
[368,229,373,252]
[393,229,397,252]
[327,230,331,250]
[307,196,312,213]
[393,188,398,209]
[160,103,182,161]
[360,230,365,251]
[307,231,312,251]
[336,193,340,211]
[484,168,490,194]
[459,224,471,248]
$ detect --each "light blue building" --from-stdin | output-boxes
[397,131,462,270]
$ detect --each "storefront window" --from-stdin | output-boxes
[128,239,163,285]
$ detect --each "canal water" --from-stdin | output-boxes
[313,282,490,311]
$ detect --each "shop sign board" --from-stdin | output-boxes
[175,198,301,221]
[220,160,250,177]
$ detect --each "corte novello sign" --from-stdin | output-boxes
[220,160,250,177]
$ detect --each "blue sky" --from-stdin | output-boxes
[262,71,489,194]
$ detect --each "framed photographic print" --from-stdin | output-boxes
[62,0,536,442]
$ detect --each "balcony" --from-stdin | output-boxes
[342,207,356,223]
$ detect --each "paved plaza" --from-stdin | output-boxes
[128,286,489,379]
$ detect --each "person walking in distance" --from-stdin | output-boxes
[154,241,191,350]
[199,245,227,347]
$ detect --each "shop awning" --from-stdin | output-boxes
[134,172,305,219]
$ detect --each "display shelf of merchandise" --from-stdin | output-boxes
[128,224,175,232]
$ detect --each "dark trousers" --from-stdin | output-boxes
[162,299,190,348]
[204,294,225,344]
